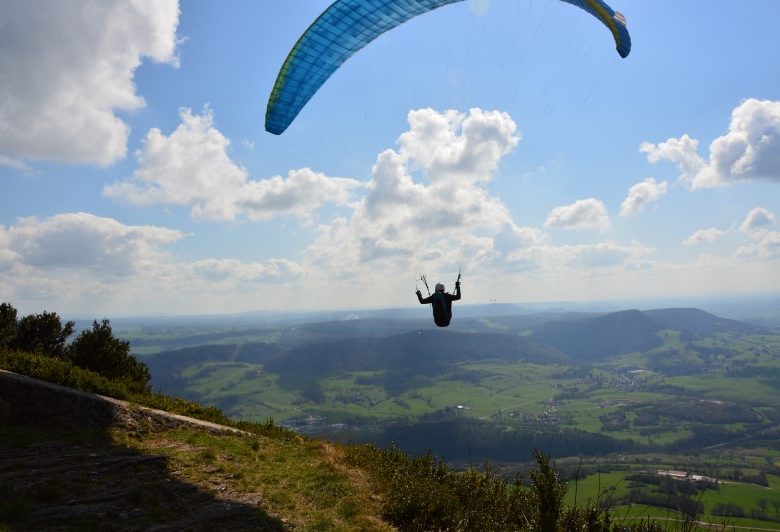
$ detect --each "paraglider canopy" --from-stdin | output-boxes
[265,0,631,135]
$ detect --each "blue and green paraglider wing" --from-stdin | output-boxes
[265,0,631,135]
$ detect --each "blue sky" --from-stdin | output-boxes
[1,0,779,316]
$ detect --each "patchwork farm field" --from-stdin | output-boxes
[564,470,780,530]
[132,307,780,525]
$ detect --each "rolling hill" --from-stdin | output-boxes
[146,341,281,389]
[529,307,757,361]
[264,329,568,376]
[530,309,663,361]
[643,307,758,337]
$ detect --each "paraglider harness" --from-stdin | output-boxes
[418,272,461,328]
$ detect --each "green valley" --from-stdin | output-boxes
[127,304,780,527]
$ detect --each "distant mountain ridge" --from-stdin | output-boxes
[643,308,756,336]
[264,329,567,377]
[531,309,662,361]
[144,307,757,391]
[531,307,758,361]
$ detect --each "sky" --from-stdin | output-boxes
[1,0,779,317]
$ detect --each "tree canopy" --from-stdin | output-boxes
[0,302,150,392]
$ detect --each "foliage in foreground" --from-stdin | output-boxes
[0,349,132,399]
[3,348,696,530]
[0,302,150,392]
[345,444,667,531]
[0,301,711,530]
[0,350,289,439]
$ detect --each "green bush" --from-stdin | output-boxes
[530,449,567,530]
[0,349,297,443]
[14,310,74,359]
[344,444,653,531]
[67,319,150,393]
[0,303,17,351]
[0,303,150,392]
[0,350,130,399]
[346,444,579,530]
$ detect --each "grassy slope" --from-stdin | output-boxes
[116,427,390,530]
[1,425,389,530]
[0,368,392,530]
[0,359,624,531]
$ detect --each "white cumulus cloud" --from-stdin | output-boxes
[620,178,668,217]
[556,241,654,269]
[238,168,359,222]
[736,207,779,260]
[305,108,522,281]
[0,0,180,166]
[641,99,780,189]
[682,228,727,246]
[544,198,610,231]
[1,212,183,275]
[104,107,247,219]
[736,231,780,260]
[0,212,305,314]
[398,107,520,186]
[639,135,705,188]
[187,258,303,284]
[740,207,777,233]
[105,107,360,221]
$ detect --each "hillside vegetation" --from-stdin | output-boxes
[1,352,647,531]
[0,301,668,531]
[0,365,387,530]
[4,300,780,529]
[126,304,780,528]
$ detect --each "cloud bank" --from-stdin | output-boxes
[641,99,780,189]
[5,101,777,314]
[0,212,303,313]
[0,212,182,275]
[105,108,361,221]
[0,0,181,166]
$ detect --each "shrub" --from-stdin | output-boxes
[0,349,298,443]
[712,502,746,518]
[13,310,74,359]
[0,303,18,351]
[0,350,130,399]
[67,319,150,393]
[343,444,611,531]
[530,450,567,530]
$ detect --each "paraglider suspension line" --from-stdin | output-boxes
[419,274,431,297]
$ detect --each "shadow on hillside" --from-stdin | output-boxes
[0,373,286,531]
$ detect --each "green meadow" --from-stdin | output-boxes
[146,329,780,445]
[565,471,780,530]
[134,310,780,523]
